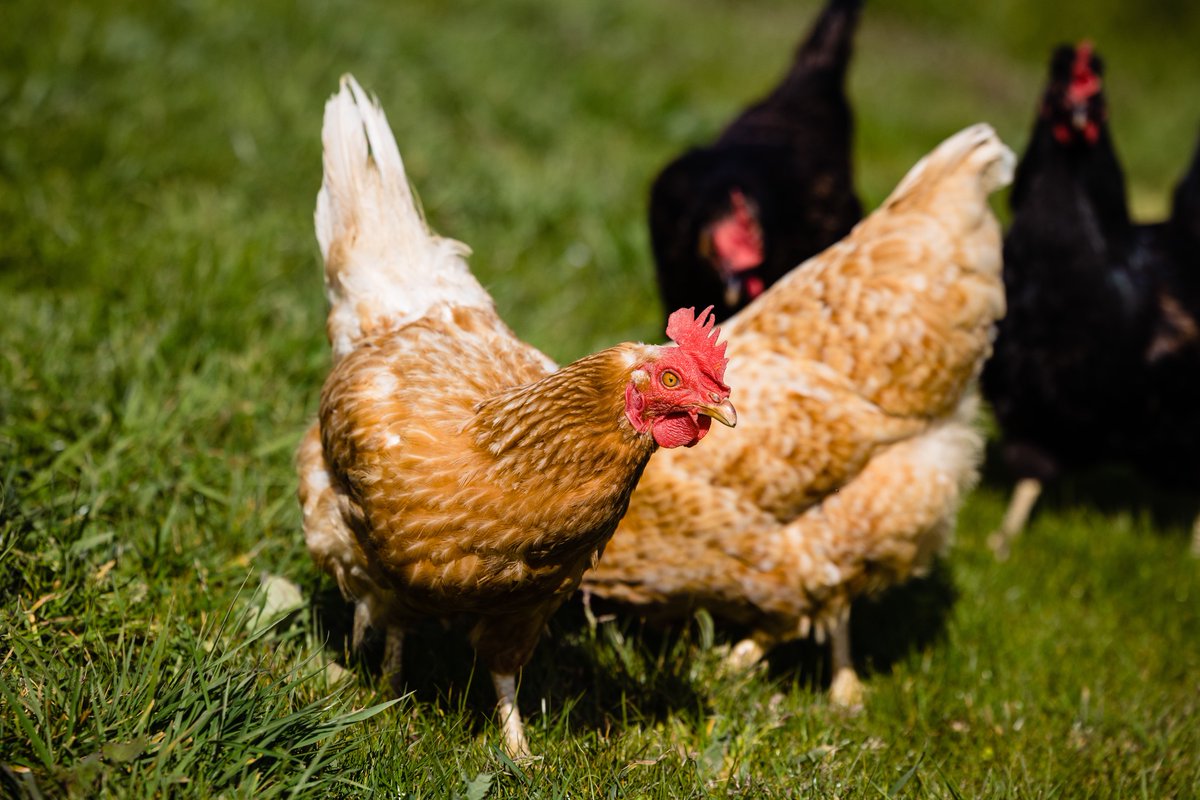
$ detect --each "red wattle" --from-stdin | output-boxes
[711,199,764,274]
[652,412,707,448]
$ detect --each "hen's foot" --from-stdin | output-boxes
[828,612,862,711]
[492,672,531,760]
[829,666,864,710]
[721,638,767,676]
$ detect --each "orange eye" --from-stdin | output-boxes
[660,370,680,388]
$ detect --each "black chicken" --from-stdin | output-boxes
[981,42,1200,558]
[1169,134,1200,270]
[649,0,864,323]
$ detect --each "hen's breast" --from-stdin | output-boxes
[318,307,652,619]
[319,307,571,615]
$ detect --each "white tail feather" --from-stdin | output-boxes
[315,75,494,359]
[885,123,1015,206]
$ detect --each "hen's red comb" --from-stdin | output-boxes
[1068,40,1101,104]
[666,305,730,383]
[1072,41,1094,79]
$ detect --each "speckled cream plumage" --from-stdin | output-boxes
[584,125,1014,704]
[297,77,734,757]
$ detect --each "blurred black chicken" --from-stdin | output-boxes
[981,42,1200,557]
[649,0,864,323]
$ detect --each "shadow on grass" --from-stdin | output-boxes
[529,599,708,734]
[980,440,1199,539]
[562,561,957,713]
[762,561,958,687]
[309,587,494,740]
[307,585,707,740]
[304,559,957,740]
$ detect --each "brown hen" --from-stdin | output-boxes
[584,124,1014,707]
[296,76,735,757]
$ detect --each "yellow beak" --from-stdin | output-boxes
[695,398,737,428]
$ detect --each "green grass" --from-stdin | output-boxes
[3,0,1199,796]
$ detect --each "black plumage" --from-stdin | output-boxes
[981,43,1200,554]
[649,0,864,324]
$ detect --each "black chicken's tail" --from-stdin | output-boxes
[715,0,864,147]
[792,0,865,76]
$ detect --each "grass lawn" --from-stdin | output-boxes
[2,0,1199,796]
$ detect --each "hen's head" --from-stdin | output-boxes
[625,306,736,448]
[1041,41,1107,147]
[700,189,765,308]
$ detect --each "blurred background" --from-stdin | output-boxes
[4,0,1199,361]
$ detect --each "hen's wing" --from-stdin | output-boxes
[668,346,926,520]
[317,310,561,618]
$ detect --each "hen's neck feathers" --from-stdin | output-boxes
[1011,118,1131,236]
[469,344,658,483]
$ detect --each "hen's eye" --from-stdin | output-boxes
[660,370,681,388]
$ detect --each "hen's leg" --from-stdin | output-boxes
[472,614,545,759]
[988,477,1043,560]
[382,624,405,696]
[726,638,766,671]
[352,602,372,651]
[828,612,863,709]
[491,671,530,759]
[723,629,779,673]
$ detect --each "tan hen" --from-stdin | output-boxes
[583,124,1014,706]
[296,76,736,757]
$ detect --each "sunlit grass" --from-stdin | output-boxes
[2,0,1198,796]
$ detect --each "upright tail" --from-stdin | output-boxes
[315,75,493,360]
[792,0,864,77]
[885,123,1016,208]
[717,0,863,145]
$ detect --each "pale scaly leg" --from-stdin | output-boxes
[828,612,863,710]
[352,601,372,651]
[492,671,530,759]
[580,587,598,631]
[988,477,1043,560]
[724,637,767,673]
[1191,511,1200,558]
[382,624,405,697]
